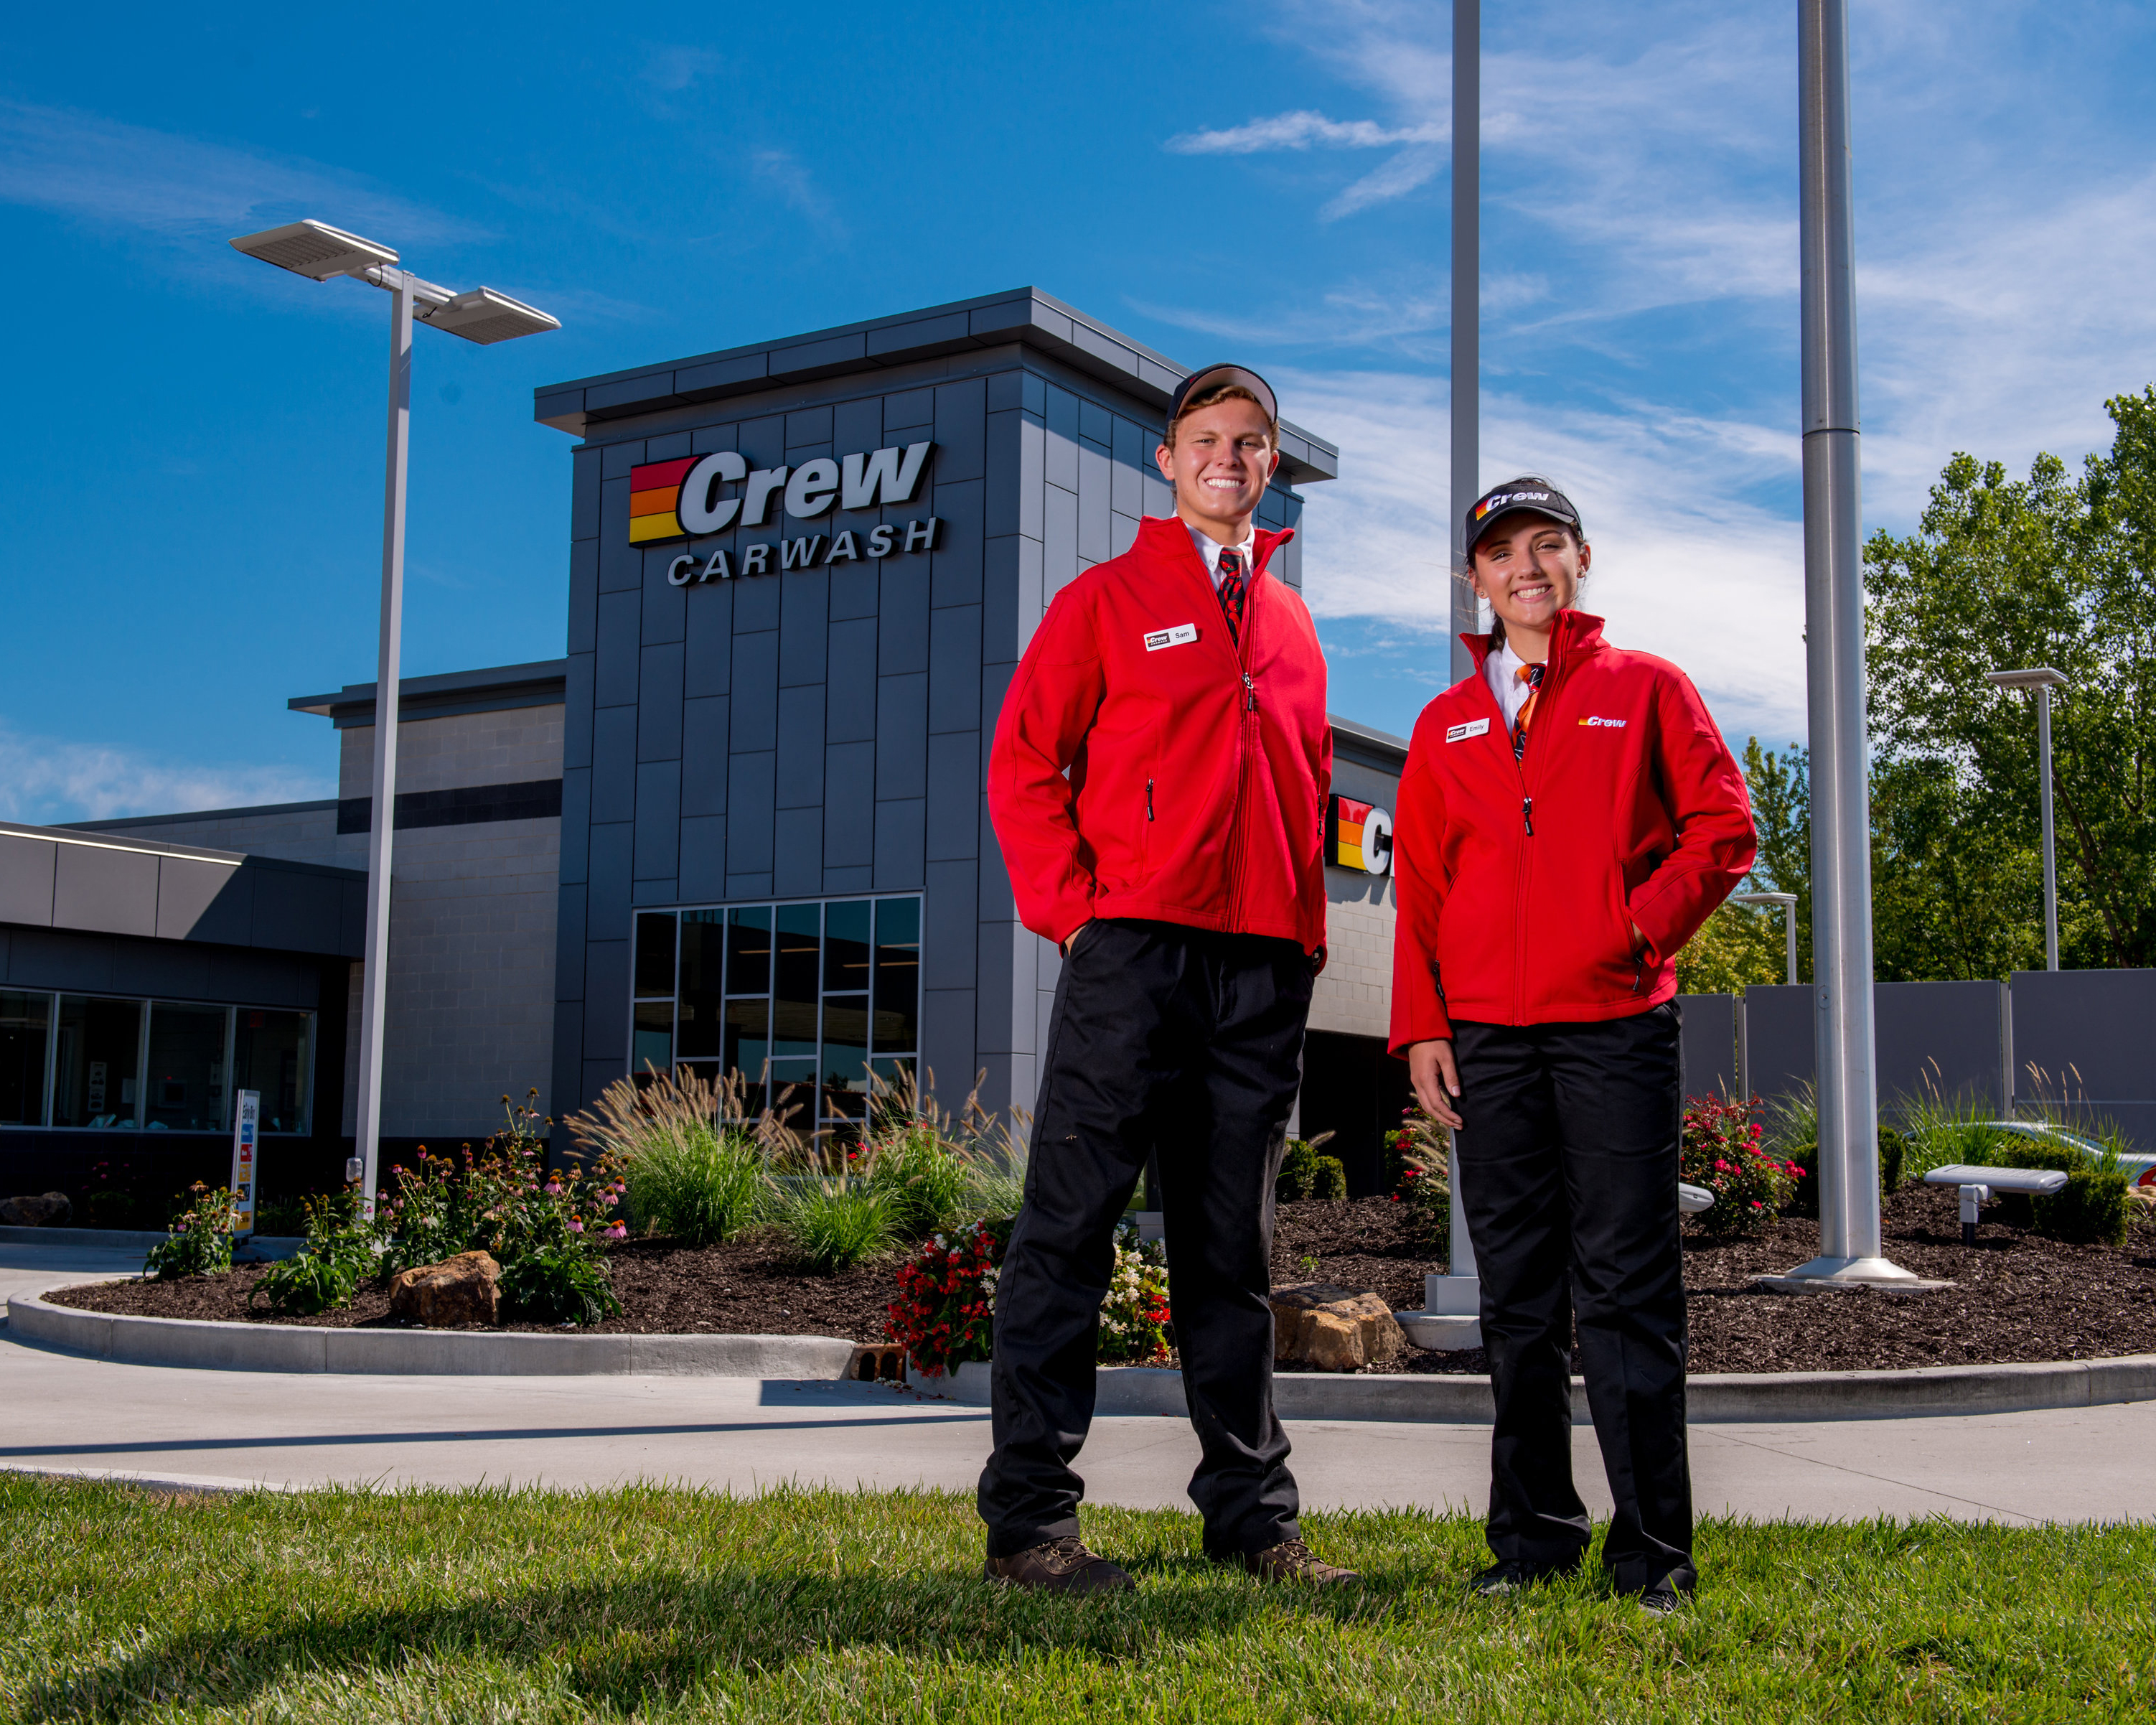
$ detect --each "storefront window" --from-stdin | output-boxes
[232,1009,311,1134]
[144,1002,230,1133]
[0,992,50,1126]
[630,894,923,1133]
[52,996,144,1129]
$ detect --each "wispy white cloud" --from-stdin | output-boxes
[642,44,723,93]
[0,98,459,249]
[1283,366,1808,745]
[0,722,330,826]
[1323,146,1445,221]
[751,147,845,240]
[1167,110,1445,154]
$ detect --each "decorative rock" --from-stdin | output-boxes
[1270,1283,1406,1373]
[0,1192,72,1227]
[389,1251,502,1328]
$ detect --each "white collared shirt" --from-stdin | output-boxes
[1187,522,1257,593]
[1484,637,1543,729]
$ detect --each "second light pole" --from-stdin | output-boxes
[1985,665,2068,970]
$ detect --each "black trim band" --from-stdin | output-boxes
[337,778,563,836]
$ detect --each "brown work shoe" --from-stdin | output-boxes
[1237,1538,1361,1586]
[983,1536,1135,1594]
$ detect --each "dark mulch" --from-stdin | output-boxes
[45,1230,901,1343]
[45,1189,2156,1373]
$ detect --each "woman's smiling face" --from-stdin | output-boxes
[1470,513,1590,637]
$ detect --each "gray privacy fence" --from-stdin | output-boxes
[1680,969,2156,1150]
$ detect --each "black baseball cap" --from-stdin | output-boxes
[1464,477,1583,556]
[1166,362,1278,429]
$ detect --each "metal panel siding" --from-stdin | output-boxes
[1077,441,1112,564]
[678,815,727,901]
[552,998,583,1118]
[586,824,634,932]
[571,447,603,541]
[1079,398,1112,448]
[738,414,787,471]
[693,421,741,455]
[634,761,680,882]
[785,404,835,447]
[599,493,641,593]
[156,857,246,943]
[2010,968,2156,1103]
[826,620,878,742]
[582,940,629,1061]
[878,563,930,677]
[932,478,985,609]
[1042,485,1079,602]
[684,579,734,698]
[772,808,822,899]
[921,987,976,1102]
[728,632,779,752]
[985,408,1026,541]
[558,769,591,884]
[567,541,599,655]
[1044,392,1079,491]
[591,709,637,824]
[1877,980,2007,1111]
[833,396,882,453]
[925,731,980,863]
[873,798,926,891]
[562,654,596,769]
[1678,994,1738,1100]
[641,551,687,645]
[823,743,876,868]
[775,686,827,810]
[929,605,983,737]
[637,645,685,762]
[595,592,641,707]
[52,843,157,938]
[934,377,988,484]
[829,564,879,622]
[876,673,929,801]
[885,388,935,432]
[779,573,830,687]
[600,440,645,480]
[680,698,731,816]
[726,751,777,875]
[0,834,57,926]
[923,859,979,989]
[554,887,586,1000]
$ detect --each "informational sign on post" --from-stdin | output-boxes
[230,1090,261,1237]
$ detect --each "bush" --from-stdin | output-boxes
[144,1184,239,1280]
[251,1189,377,1315]
[861,1116,975,1242]
[861,1065,1031,1236]
[772,1177,899,1271]
[502,1245,622,1325]
[1275,1132,1339,1202]
[1680,1094,1800,1235]
[1097,1222,1172,1363]
[1311,1155,1348,1202]
[1768,1084,1906,1217]
[1383,1105,1453,1245]
[1981,1138,2132,1245]
[886,1219,1007,1377]
[571,1066,777,1247]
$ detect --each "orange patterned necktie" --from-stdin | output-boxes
[1217,547,1247,642]
[1512,662,1545,759]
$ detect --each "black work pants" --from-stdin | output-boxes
[978,918,1312,1560]
[1451,1004,1694,1594]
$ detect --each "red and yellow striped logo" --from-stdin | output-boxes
[629,457,697,544]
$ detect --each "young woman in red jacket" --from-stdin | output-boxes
[1389,477,1756,1614]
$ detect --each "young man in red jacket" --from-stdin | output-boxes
[979,364,1353,1593]
[1390,478,1755,1614]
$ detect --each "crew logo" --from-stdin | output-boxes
[629,441,934,546]
[1325,795,1392,876]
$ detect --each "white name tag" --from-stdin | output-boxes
[1446,718,1491,742]
[1144,624,1199,651]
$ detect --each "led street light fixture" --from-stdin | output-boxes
[230,219,400,281]
[1984,667,2066,691]
[418,286,562,345]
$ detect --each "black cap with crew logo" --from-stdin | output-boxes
[1165,362,1278,429]
[1464,477,1583,556]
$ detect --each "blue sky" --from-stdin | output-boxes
[4,0,2154,821]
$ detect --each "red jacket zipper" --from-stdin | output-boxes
[1227,556,1263,928]
[1506,614,1579,1022]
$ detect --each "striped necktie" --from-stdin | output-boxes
[1512,662,1545,759]
[1217,547,1247,643]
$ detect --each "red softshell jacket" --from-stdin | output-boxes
[1388,610,1756,1052]
[988,514,1332,955]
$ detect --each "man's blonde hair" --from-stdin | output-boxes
[1164,383,1280,450]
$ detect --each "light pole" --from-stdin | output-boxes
[1732,891,1799,984]
[228,220,558,1214]
[1984,666,2067,971]
[1449,0,1481,686]
[1772,0,1926,1290]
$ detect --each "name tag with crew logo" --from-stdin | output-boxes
[1446,719,1491,742]
[1144,624,1199,651]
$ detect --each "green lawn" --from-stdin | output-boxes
[3,1475,2150,1722]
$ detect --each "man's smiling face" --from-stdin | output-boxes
[1156,397,1278,541]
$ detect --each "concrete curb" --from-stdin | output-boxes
[906,1352,2156,1424]
[1,1463,302,1496]
[6,1290,860,1379]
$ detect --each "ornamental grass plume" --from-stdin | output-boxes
[567,1064,801,1247]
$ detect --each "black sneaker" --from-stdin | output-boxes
[983,1536,1135,1594]
[1469,1560,1550,1597]
[1638,1584,1689,1619]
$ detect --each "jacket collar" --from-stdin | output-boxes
[1461,608,1608,673]
[1138,513,1296,582]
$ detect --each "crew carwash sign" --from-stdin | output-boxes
[629,441,943,586]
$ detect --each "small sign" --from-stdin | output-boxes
[1325,795,1393,876]
[1446,718,1491,742]
[230,1090,260,1237]
[1144,623,1199,651]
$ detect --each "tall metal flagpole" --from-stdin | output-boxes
[352,273,413,1219]
[1778,0,1921,1287]
[2038,684,2059,970]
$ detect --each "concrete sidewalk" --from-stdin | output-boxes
[4,1328,2147,1525]
[0,1243,146,1306]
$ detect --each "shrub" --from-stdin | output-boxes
[1275,1132,1339,1202]
[771,1177,899,1271]
[861,1114,975,1242]
[251,1189,377,1315]
[886,1219,1008,1377]
[1768,1084,1907,1217]
[1097,1223,1171,1362]
[144,1184,239,1280]
[1680,1094,1801,1235]
[571,1066,782,1247]
[1386,1105,1453,1249]
[502,1245,622,1325]
[1982,1137,2132,1245]
[861,1066,1031,1235]
[1311,1155,1348,1202]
